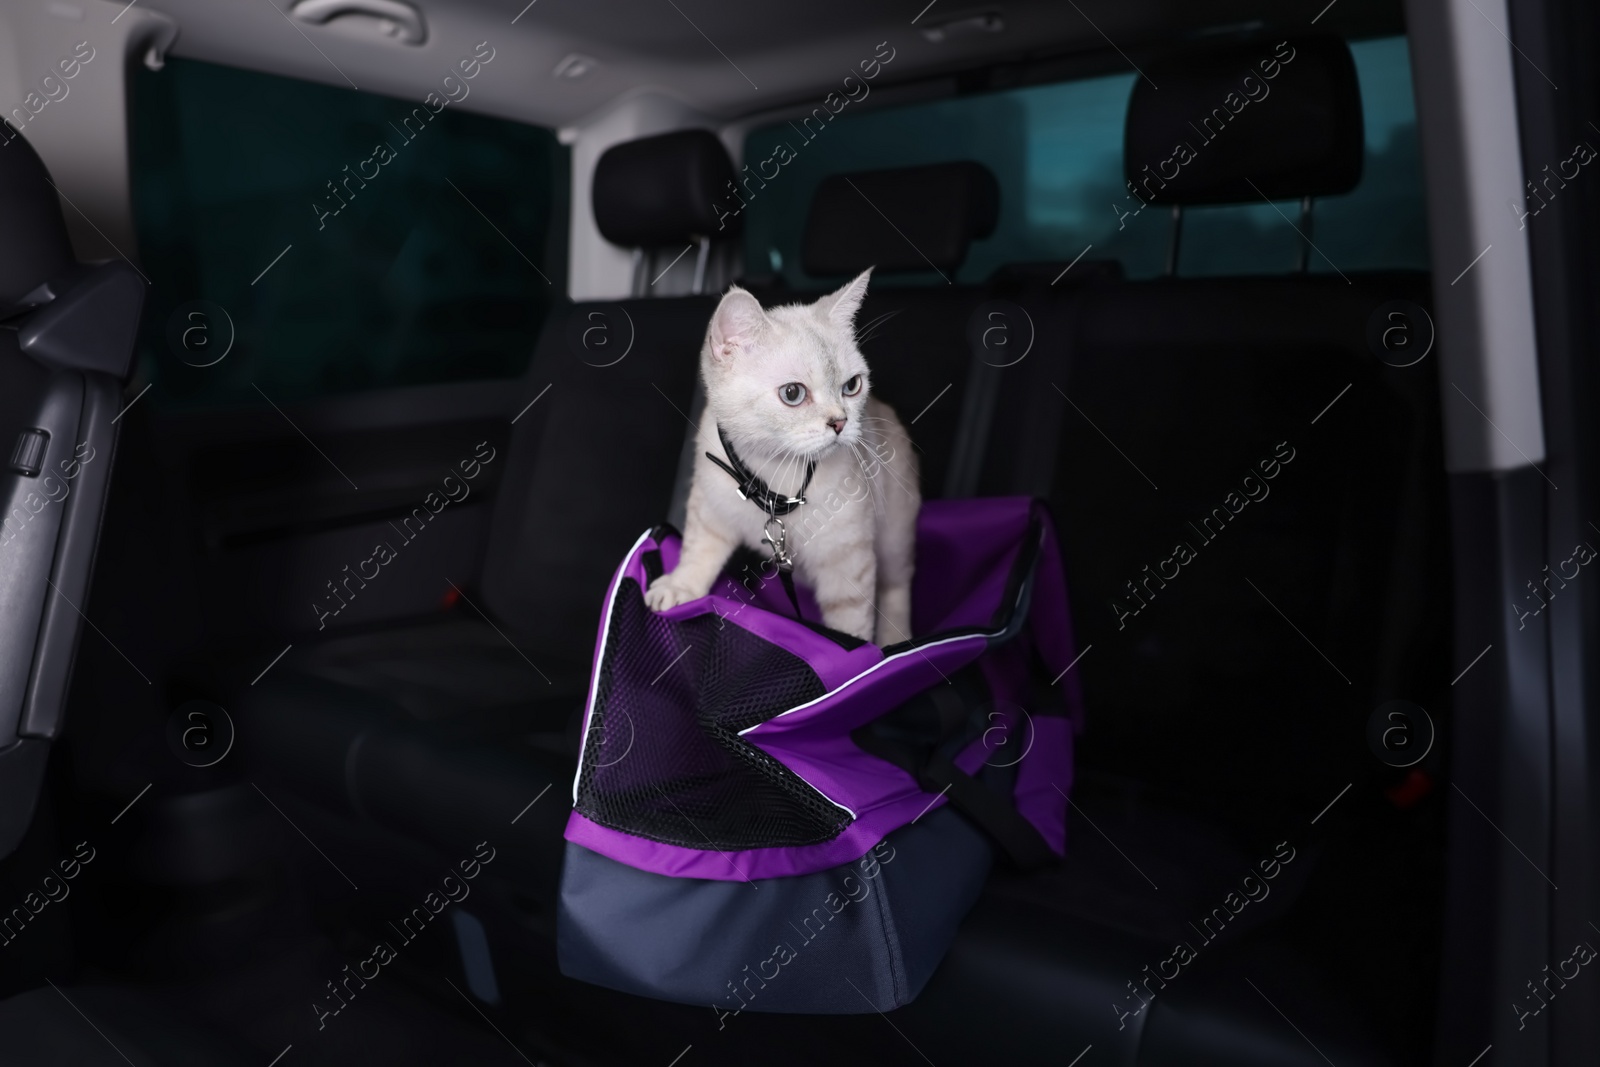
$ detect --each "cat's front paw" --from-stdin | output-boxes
[644,575,701,613]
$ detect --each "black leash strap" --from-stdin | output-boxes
[708,427,815,619]
[757,515,806,620]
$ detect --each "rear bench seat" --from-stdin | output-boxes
[905,273,1445,1067]
[231,144,1062,921]
[235,34,1448,1066]
[234,137,729,910]
[899,35,1448,1066]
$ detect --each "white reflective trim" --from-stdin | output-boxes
[571,527,655,804]
[736,630,992,736]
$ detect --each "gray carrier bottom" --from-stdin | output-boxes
[557,805,994,1014]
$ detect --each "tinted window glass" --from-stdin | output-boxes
[130,56,563,406]
[742,35,1426,286]
[1181,35,1429,276]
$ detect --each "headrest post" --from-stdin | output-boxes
[1296,196,1314,273]
[630,248,646,298]
[1165,205,1184,277]
[691,235,711,295]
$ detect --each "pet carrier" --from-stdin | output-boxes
[557,496,1084,1012]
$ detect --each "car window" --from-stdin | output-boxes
[742,34,1426,286]
[1181,35,1428,277]
[129,56,565,407]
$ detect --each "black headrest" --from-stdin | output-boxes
[1124,36,1363,205]
[0,134,75,305]
[802,162,999,276]
[592,129,738,247]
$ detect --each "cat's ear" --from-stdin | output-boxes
[708,287,768,362]
[819,268,873,331]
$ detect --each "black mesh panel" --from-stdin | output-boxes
[574,578,850,851]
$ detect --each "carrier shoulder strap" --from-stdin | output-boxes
[915,751,1055,871]
[854,674,1054,871]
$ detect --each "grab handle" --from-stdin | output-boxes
[290,0,427,45]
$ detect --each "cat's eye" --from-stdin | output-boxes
[779,382,808,406]
[841,375,863,397]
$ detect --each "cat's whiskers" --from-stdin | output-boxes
[778,446,803,499]
[853,427,919,503]
[748,443,802,501]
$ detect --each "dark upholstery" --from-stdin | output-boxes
[915,806,1401,1062]
[941,271,1447,1064]
[236,668,573,890]
[235,295,712,911]
[0,134,75,306]
[801,162,1000,276]
[1038,274,1446,807]
[479,296,714,659]
[933,42,1442,1059]
[1125,35,1364,204]
[0,985,251,1065]
[592,129,739,246]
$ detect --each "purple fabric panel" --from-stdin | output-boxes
[950,641,1069,854]
[743,634,987,742]
[911,497,1034,634]
[942,515,1081,854]
[1025,500,1087,727]
[737,638,987,842]
[1015,716,1074,853]
[569,497,1082,877]
[564,788,949,880]
[648,586,881,692]
[626,496,1035,646]
[653,534,679,571]
[627,531,881,689]
[952,641,1032,777]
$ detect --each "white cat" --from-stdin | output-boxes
[643,269,920,644]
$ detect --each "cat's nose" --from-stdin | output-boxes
[827,417,847,435]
